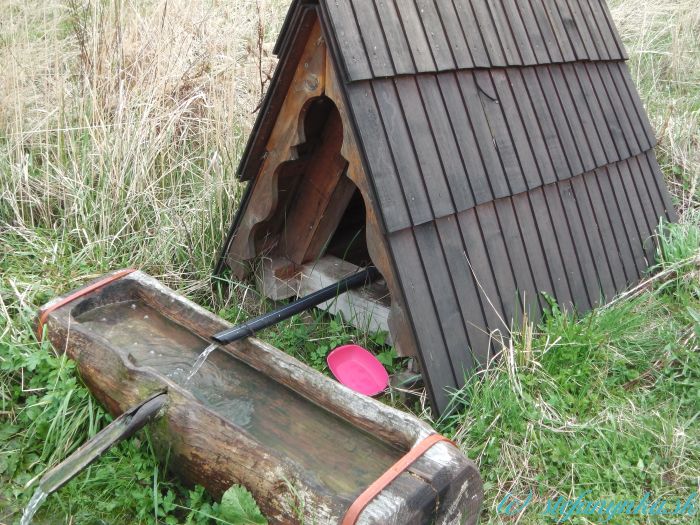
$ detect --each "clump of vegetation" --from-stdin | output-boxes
[0,0,698,523]
[438,221,700,524]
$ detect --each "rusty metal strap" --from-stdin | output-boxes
[36,268,137,341]
[341,433,456,525]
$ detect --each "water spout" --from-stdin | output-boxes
[20,393,167,525]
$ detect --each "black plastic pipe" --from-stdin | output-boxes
[212,266,381,345]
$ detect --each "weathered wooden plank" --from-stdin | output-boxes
[557,180,604,307]
[525,188,575,310]
[540,0,577,61]
[563,0,600,61]
[455,70,511,199]
[509,192,558,309]
[570,176,618,302]
[503,0,539,64]
[395,77,455,220]
[516,68,569,177]
[526,0,563,63]
[346,82,412,232]
[637,152,675,225]
[503,68,558,186]
[474,203,519,324]
[592,63,642,154]
[571,62,619,164]
[388,229,455,411]
[595,165,643,282]
[414,0,456,71]
[486,0,522,64]
[371,0,414,74]
[371,79,437,227]
[493,198,541,321]
[394,0,435,72]
[435,0,474,69]
[593,0,628,59]
[607,163,648,275]
[510,0,550,64]
[414,222,473,386]
[573,0,609,59]
[456,207,510,350]
[468,0,507,66]
[586,0,620,59]
[474,70,528,195]
[561,63,610,167]
[584,62,633,160]
[533,66,585,176]
[542,182,592,311]
[351,0,394,77]
[437,73,492,204]
[434,215,492,368]
[581,170,630,290]
[323,0,372,80]
[617,159,657,266]
[454,1,490,67]
[642,150,678,222]
[612,63,657,150]
[550,64,605,172]
[415,74,475,211]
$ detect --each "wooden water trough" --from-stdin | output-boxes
[38,270,482,524]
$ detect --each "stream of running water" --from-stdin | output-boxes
[185,343,218,383]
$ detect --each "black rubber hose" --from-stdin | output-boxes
[212,266,381,345]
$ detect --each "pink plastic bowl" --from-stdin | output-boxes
[327,344,389,396]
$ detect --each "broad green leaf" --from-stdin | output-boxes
[219,485,267,525]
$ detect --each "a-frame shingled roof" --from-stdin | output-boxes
[222,0,677,414]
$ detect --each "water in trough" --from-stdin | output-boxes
[74,300,403,498]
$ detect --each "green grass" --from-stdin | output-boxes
[1,0,699,524]
[437,221,700,523]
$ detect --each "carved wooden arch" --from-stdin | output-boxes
[225,20,327,271]
[225,16,418,357]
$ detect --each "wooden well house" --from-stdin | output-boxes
[217,0,677,414]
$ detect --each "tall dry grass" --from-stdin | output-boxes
[611,0,700,214]
[1,0,288,296]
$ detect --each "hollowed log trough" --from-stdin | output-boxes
[38,270,482,524]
